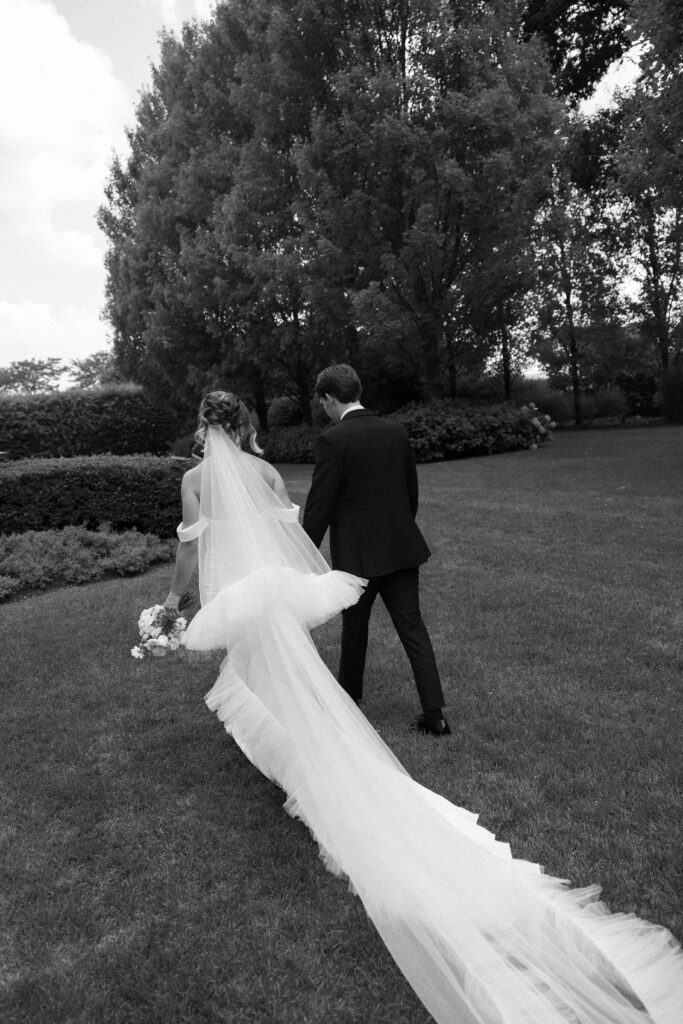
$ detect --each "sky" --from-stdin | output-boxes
[0,1,639,373]
[0,0,214,370]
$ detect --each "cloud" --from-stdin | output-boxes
[138,0,215,31]
[0,300,110,367]
[193,0,215,19]
[0,0,130,267]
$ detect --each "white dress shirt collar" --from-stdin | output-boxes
[340,403,364,420]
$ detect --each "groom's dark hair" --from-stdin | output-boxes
[314,364,362,403]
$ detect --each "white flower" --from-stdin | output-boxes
[132,603,188,659]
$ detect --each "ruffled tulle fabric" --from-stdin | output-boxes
[182,428,683,1024]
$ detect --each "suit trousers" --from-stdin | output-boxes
[338,567,445,712]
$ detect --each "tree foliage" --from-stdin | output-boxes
[68,351,122,389]
[522,1,630,100]
[0,359,64,394]
[530,153,624,424]
[99,0,562,418]
[610,0,683,371]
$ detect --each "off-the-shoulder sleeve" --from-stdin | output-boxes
[270,504,300,523]
[177,515,208,542]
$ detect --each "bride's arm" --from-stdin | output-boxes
[163,471,200,615]
[263,461,294,507]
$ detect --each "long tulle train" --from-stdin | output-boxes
[184,566,683,1024]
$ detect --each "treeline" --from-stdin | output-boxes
[89,0,680,429]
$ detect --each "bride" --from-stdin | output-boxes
[162,390,682,1024]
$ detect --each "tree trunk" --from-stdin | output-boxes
[501,328,513,400]
[569,327,582,426]
[251,375,268,434]
[558,239,582,426]
[643,202,671,370]
[444,332,457,399]
[420,317,444,400]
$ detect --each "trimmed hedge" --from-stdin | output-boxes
[0,403,547,538]
[0,455,187,537]
[0,385,177,459]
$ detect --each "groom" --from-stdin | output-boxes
[303,364,450,736]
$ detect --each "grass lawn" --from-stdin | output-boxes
[1,424,681,1024]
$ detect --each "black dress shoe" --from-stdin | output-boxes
[415,713,452,737]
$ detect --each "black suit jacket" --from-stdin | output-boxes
[302,409,431,577]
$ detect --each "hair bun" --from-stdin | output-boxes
[205,394,239,428]
[196,390,263,455]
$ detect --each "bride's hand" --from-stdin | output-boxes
[163,593,181,619]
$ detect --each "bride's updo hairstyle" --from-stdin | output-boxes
[195,390,263,454]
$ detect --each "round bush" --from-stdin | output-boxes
[389,401,540,462]
[262,425,319,464]
[267,396,303,428]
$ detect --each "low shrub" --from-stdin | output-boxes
[511,379,574,424]
[0,526,176,601]
[0,455,186,536]
[169,432,200,459]
[262,425,320,463]
[0,384,178,459]
[389,401,541,462]
[267,396,303,428]
[261,402,551,464]
[589,387,629,421]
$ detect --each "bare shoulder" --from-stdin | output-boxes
[182,462,202,496]
[243,451,289,502]
[243,451,279,484]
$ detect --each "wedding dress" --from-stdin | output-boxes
[179,426,682,1024]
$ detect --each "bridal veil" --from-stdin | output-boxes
[179,426,682,1024]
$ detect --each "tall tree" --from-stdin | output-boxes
[99,0,561,414]
[100,2,351,423]
[68,351,122,389]
[0,359,64,394]
[295,0,560,399]
[612,0,683,370]
[522,1,630,100]
[531,165,623,424]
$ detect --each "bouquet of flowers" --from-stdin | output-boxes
[131,604,187,659]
